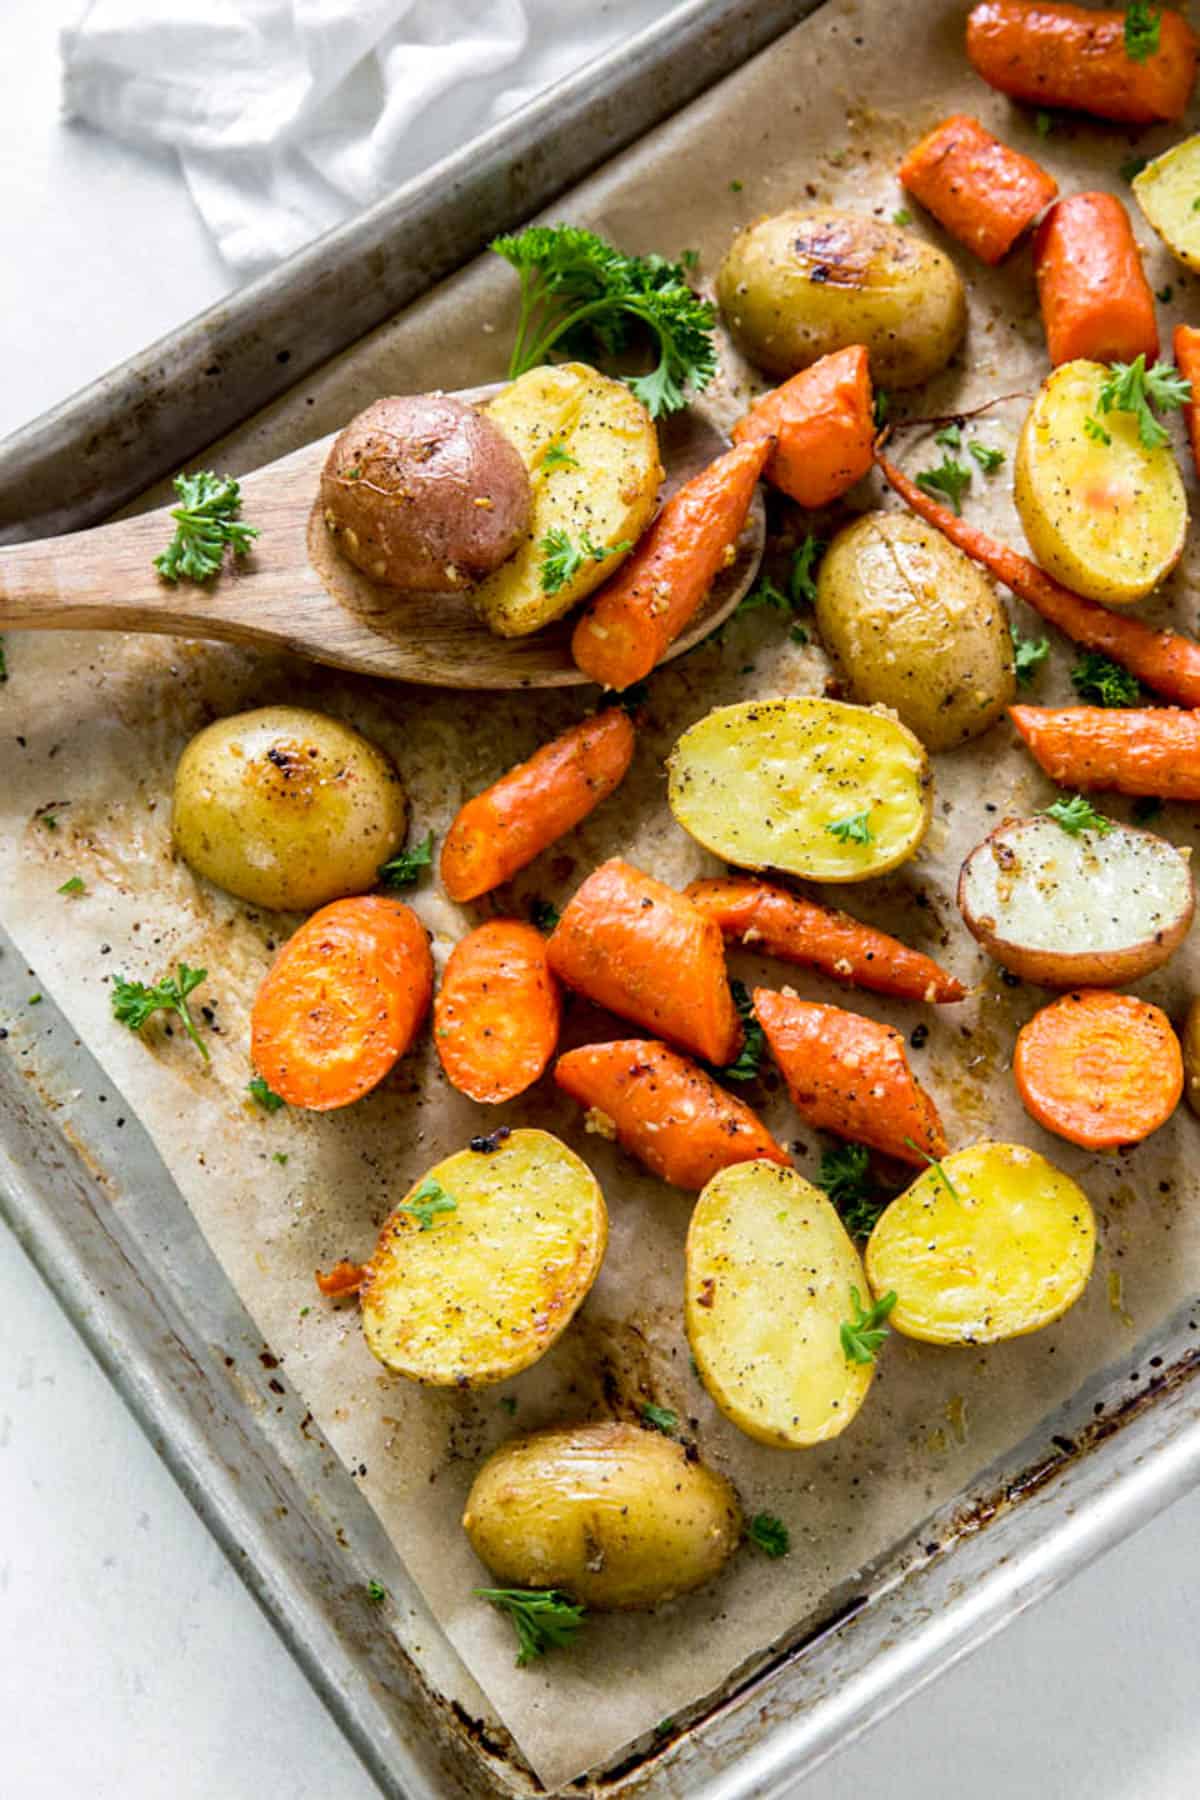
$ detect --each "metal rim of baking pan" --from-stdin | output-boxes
[4,0,1200,1794]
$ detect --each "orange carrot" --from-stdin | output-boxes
[685,876,966,1003]
[547,858,742,1066]
[315,1260,367,1298]
[1014,989,1182,1148]
[1033,193,1159,366]
[440,708,634,903]
[1009,704,1200,798]
[754,989,946,1164]
[732,345,875,508]
[434,920,561,1103]
[1174,323,1200,479]
[251,896,432,1111]
[966,0,1198,124]
[898,114,1057,264]
[876,448,1200,708]
[555,1039,789,1190]
[571,438,770,690]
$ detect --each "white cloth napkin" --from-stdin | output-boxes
[61,1,672,275]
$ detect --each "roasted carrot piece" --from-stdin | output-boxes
[876,449,1200,708]
[547,858,742,1066]
[754,989,946,1164]
[1009,704,1200,798]
[1174,324,1200,479]
[966,0,1198,124]
[440,708,634,903]
[571,438,770,691]
[434,920,561,1103]
[685,876,966,1003]
[555,1039,789,1189]
[315,1260,368,1298]
[1033,194,1159,366]
[898,115,1057,264]
[251,896,432,1111]
[1014,989,1182,1149]
[731,345,875,508]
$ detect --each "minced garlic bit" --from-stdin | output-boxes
[584,1107,617,1140]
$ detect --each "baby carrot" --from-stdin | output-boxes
[754,989,947,1164]
[1014,989,1182,1149]
[251,896,433,1111]
[898,114,1057,264]
[966,0,1198,124]
[547,858,743,1066]
[571,438,770,691]
[732,345,875,508]
[876,449,1200,708]
[554,1039,789,1189]
[1034,193,1159,366]
[440,708,634,902]
[434,920,561,1103]
[1009,704,1200,798]
[1174,324,1200,479]
[685,877,966,1003]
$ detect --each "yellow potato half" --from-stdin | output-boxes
[474,362,662,636]
[1014,359,1187,607]
[667,696,932,882]
[361,1129,607,1385]
[1133,136,1200,272]
[865,1142,1096,1346]
[686,1160,875,1447]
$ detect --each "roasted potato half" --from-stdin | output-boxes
[462,1421,741,1609]
[959,813,1194,987]
[1133,135,1200,271]
[360,1130,606,1385]
[1014,360,1187,606]
[816,512,1016,750]
[172,705,407,912]
[686,1160,876,1447]
[717,208,966,388]
[473,362,662,637]
[865,1142,1096,1345]
[667,697,932,882]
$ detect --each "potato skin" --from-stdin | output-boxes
[717,209,966,388]
[462,1422,741,1609]
[320,394,532,591]
[816,512,1016,750]
[172,705,407,912]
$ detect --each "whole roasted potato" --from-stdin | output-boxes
[319,394,531,591]
[462,1421,741,1608]
[816,512,1016,750]
[172,705,407,911]
[717,209,966,388]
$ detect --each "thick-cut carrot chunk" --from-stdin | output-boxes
[434,920,560,1103]
[732,346,874,508]
[1033,194,1158,366]
[251,896,432,1111]
[1014,989,1182,1148]
[571,438,770,691]
[440,708,634,903]
[754,989,946,1163]
[1009,704,1200,799]
[899,114,1057,263]
[547,858,742,1066]
[1175,323,1200,480]
[555,1039,788,1189]
[966,0,1198,124]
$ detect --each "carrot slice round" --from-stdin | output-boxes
[1014,989,1182,1149]
[435,920,561,1103]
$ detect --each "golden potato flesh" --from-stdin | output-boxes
[172,705,406,912]
[360,1130,606,1386]
[686,1160,875,1447]
[717,208,966,388]
[816,512,1016,751]
[462,1421,741,1609]
[1014,360,1187,606]
[1133,136,1200,272]
[667,697,932,882]
[865,1142,1096,1346]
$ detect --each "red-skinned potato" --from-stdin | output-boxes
[958,813,1194,987]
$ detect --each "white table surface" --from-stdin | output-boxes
[5,5,1200,1797]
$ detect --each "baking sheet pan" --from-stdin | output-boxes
[6,0,1200,1792]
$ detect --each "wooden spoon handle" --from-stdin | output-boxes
[0,510,207,634]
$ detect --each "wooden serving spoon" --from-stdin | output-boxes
[0,385,764,689]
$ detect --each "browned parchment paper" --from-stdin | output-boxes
[4,2,1200,1786]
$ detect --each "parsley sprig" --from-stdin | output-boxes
[541,440,579,472]
[490,225,718,417]
[398,1177,458,1231]
[1011,626,1050,687]
[719,979,765,1082]
[840,1286,897,1364]
[916,455,972,514]
[904,1139,962,1200]
[154,471,259,583]
[1124,0,1161,61]
[814,1142,886,1240]
[248,1074,286,1113]
[825,808,873,845]
[1096,355,1190,450]
[475,1587,586,1666]
[111,963,209,1060]
[378,830,434,889]
[746,1513,791,1558]
[1070,652,1141,707]
[539,526,631,595]
[640,1402,679,1436]
[1043,793,1113,836]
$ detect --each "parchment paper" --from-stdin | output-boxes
[4,3,1200,1786]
